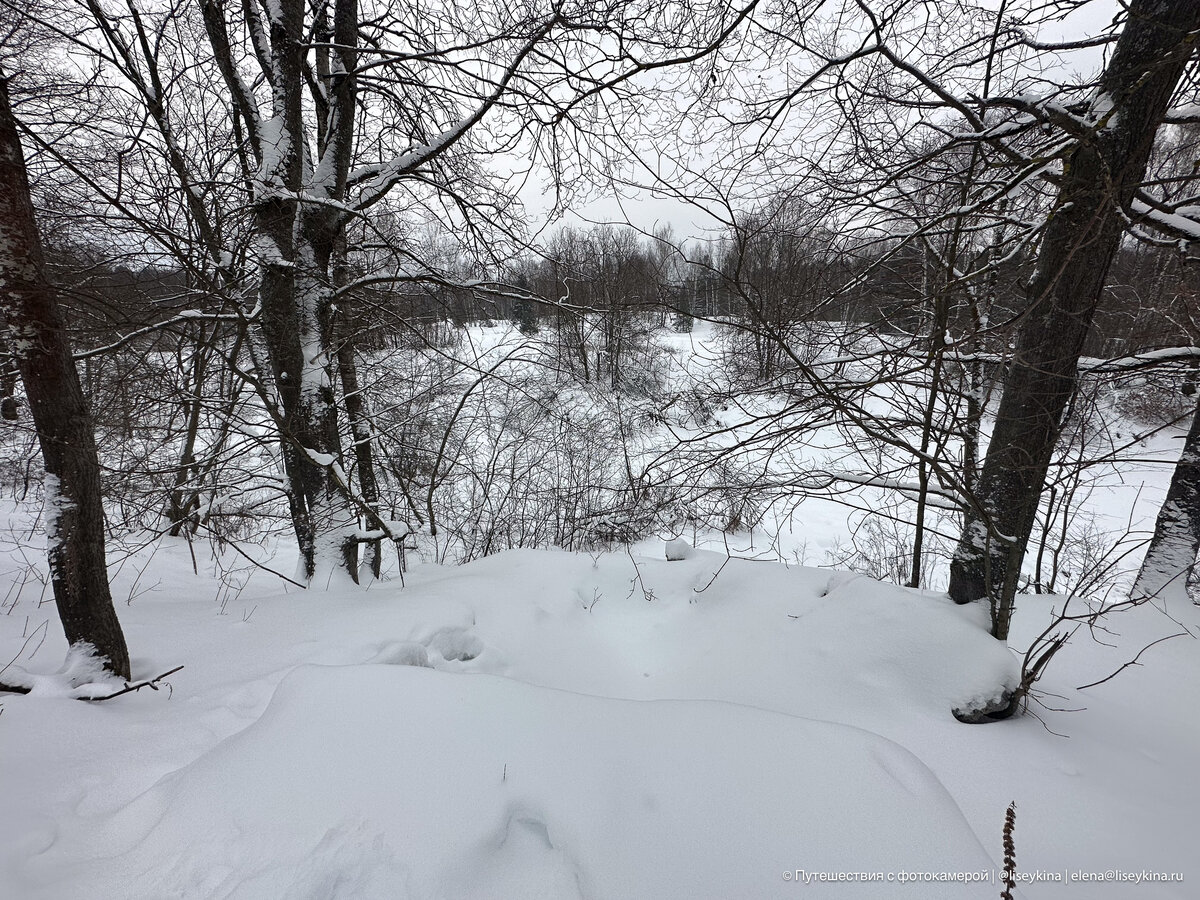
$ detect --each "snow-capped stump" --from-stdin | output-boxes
[952,690,1018,724]
[665,538,694,561]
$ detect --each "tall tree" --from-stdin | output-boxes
[64,0,756,583]
[1132,397,1200,603]
[0,70,130,680]
[948,0,1200,639]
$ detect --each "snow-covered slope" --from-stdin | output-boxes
[1,543,1195,898]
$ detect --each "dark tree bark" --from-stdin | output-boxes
[166,323,210,536]
[0,354,18,420]
[948,0,1200,639]
[1132,397,1200,602]
[334,236,382,581]
[0,72,130,679]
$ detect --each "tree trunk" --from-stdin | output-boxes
[289,0,361,579]
[948,0,1200,639]
[201,0,370,582]
[292,241,358,580]
[334,239,382,580]
[0,72,130,679]
[0,340,17,420]
[1132,398,1200,603]
[166,324,210,536]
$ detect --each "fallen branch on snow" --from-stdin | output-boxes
[81,665,185,701]
[0,665,184,700]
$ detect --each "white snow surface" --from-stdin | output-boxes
[1,542,1197,898]
[664,537,694,560]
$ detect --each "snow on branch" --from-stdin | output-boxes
[979,93,1097,139]
[299,446,415,546]
[80,665,185,701]
[806,470,963,511]
[73,311,246,361]
[335,270,599,317]
[1163,102,1200,124]
[1079,346,1200,373]
[946,347,1200,375]
[1129,197,1200,244]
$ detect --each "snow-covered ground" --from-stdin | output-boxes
[1,321,1196,898]
[1,532,1196,898]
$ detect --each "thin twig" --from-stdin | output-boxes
[83,665,184,702]
[1076,633,1187,690]
[0,618,48,685]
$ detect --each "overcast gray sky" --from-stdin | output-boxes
[543,0,1125,248]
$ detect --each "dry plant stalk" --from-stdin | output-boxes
[1000,801,1016,900]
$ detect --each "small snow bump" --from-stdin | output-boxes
[426,627,485,663]
[369,641,432,668]
[665,539,694,561]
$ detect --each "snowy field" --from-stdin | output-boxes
[1,325,1197,899]
[1,530,1196,898]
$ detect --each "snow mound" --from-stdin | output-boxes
[425,625,486,662]
[0,643,127,698]
[664,538,694,561]
[76,664,995,899]
[445,549,1020,722]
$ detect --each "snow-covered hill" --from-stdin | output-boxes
[1,541,1194,898]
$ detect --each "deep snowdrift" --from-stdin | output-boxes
[1,543,1195,898]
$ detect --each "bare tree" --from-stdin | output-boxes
[0,69,129,680]
[43,0,758,582]
[948,1,1200,638]
[638,1,1200,628]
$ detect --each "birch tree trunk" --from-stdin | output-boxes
[202,0,361,581]
[0,72,130,679]
[1132,398,1200,603]
[289,0,361,578]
